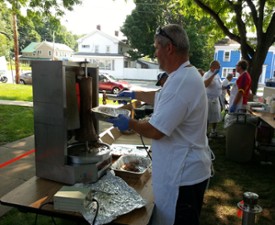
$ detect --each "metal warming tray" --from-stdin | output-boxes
[111,155,151,179]
[91,105,131,122]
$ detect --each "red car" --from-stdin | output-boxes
[99,73,131,94]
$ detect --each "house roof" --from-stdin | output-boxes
[215,38,275,52]
[77,29,125,44]
[21,41,74,53]
[215,38,239,46]
[36,41,74,52]
[21,42,39,53]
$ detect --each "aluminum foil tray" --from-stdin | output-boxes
[111,155,151,178]
[91,106,131,122]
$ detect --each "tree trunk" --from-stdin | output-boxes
[247,40,271,95]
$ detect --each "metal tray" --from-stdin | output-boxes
[67,142,111,164]
[91,105,131,122]
[111,155,151,176]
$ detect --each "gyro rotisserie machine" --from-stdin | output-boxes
[32,61,111,185]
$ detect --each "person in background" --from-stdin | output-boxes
[220,73,233,110]
[198,68,205,77]
[117,72,168,106]
[156,71,168,87]
[229,59,252,113]
[109,24,212,225]
[232,68,237,77]
[203,60,223,138]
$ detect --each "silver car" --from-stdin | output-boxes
[20,72,32,85]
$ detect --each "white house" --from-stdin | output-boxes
[73,26,134,77]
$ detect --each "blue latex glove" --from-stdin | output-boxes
[107,114,130,131]
[229,104,237,113]
[117,91,136,99]
[117,91,136,104]
[213,69,220,75]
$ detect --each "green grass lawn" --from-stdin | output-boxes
[0,83,33,101]
[0,83,275,224]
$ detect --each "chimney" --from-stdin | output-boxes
[114,31,119,37]
[96,25,101,30]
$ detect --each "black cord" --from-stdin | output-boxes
[34,201,55,225]
[51,216,57,225]
[91,198,99,225]
[139,135,152,160]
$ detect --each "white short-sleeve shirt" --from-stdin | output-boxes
[149,63,212,186]
[203,70,222,99]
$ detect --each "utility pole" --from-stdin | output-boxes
[52,31,55,60]
[12,13,20,84]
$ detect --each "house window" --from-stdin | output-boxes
[106,46,110,53]
[49,51,52,56]
[95,45,99,53]
[33,51,36,56]
[82,45,90,48]
[223,51,230,61]
[90,59,113,70]
[222,67,235,78]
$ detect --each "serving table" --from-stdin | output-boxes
[250,111,275,129]
[0,127,154,225]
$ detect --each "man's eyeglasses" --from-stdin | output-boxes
[156,27,177,46]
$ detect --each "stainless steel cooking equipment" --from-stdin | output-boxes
[32,61,111,184]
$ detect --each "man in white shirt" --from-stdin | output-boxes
[109,24,212,225]
[203,60,223,138]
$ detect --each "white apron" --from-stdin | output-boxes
[151,147,190,225]
[149,64,212,225]
[229,83,243,112]
[150,90,211,225]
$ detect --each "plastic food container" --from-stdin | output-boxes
[91,105,131,122]
[111,155,151,179]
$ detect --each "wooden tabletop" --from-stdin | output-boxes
[0,174,153,225]
[0,127,154,225]
[251,111,275,129]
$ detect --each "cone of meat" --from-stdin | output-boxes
[75,77,98,142]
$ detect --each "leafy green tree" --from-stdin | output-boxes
[121,0,165,60]
[26,12,78,50]
[184,0,275,93]
[166,9,215,71]
[17,15,41,51]
[0,2,13,59]
[2,0,82,83]
[121,0,215,70]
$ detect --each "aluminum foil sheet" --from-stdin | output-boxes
[91,105,131,122]
[75,171,146,225]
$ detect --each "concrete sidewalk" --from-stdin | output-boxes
[0,100,35,216]
[0,100,33,107]
[0,135,35,217]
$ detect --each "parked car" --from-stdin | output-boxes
[99,73,131,94]
[20,72,32,85]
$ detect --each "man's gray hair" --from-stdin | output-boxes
[155,24,190,53]
[227,73,233,78]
